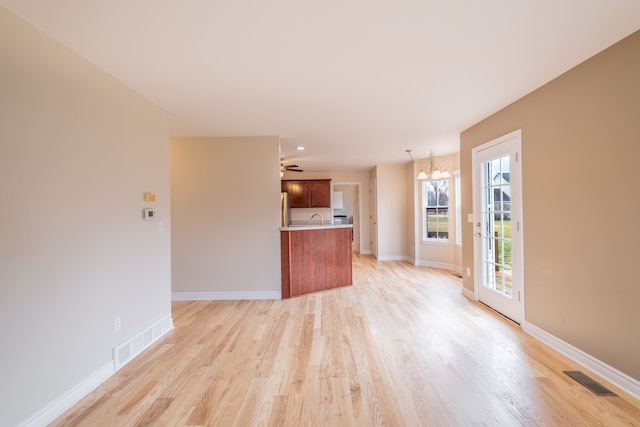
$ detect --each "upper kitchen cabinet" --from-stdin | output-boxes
[282,179,331,208]
[307,180,331,207]
[282,180,309,208]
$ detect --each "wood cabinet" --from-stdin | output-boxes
[280,227,352,298]
[281,179,331,208]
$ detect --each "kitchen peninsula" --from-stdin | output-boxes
[280,224,353,298]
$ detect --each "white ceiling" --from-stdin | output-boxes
[2,1,639,170]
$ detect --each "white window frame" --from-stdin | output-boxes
[422,178,450,241]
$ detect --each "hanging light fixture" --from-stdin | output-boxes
[416,166,428,180]
[407,149,450,180]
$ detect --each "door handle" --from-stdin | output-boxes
[474,232,482,238]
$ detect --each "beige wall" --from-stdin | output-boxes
[461,31,640,381]
[171,137,281,296]
[0,8,171,426]
[375,164,407,260]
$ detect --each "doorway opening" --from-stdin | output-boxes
[332,182,361,253]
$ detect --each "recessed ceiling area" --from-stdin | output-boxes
[2,0,639,170]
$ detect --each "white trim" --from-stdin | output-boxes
[523,321,640,400]
[332,181,363,255]
[454,171,462,246]
[19,311,174,427]
[370,178,378,259]
[172,291,281,301]
[18,364,114,427]
[461,287,476,300]
[414,260,458,271]
[420,239,450,245]
[384,258,463,276]
[20,313,173,427]
[420,177,452,242]
[360,250,372,255]
[472,129,524,323]
[375,255,409,262]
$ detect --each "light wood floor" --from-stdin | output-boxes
[51,254,640,426]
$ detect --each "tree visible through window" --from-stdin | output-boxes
[423,179,449,239]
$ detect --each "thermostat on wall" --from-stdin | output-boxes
[143,208,155,220]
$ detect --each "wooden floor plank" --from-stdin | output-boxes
[49,253,640,426]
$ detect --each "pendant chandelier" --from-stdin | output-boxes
[406,149,450,180]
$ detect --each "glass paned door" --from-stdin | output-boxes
[473,130,523,324]
[480,155,512,297]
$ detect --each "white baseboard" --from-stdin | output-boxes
[375,255,408,261]
[172,290,281,301]
[461,297,639,398]
[523,321,640,399]
[19,363,114,427]
[394,258,464,276]
[461,287,476,300]
[359,250,372,255]
[19,312,174,427]
[415,259,459,271]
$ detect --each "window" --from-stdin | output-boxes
[423,179,449,240]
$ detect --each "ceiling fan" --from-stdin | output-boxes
[281,160,303,173]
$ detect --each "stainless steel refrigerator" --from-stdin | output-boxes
[280,192,291,227]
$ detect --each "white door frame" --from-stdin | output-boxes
[472,129,525,324]
[370,179,378,259]
[332,181,361,253]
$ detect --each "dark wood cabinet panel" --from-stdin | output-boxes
[281,227,352,298]
[281,179,331,208]
[286,181,309,208]
[308,180,331,207]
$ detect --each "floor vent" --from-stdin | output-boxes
[113,314,173,371]
[563,371,618,396]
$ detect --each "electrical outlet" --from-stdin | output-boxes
[114,316,121,332]
[466,267,471,277]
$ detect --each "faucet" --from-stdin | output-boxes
[310,213,324,226]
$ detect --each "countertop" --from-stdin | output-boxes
[280,224,353,231]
